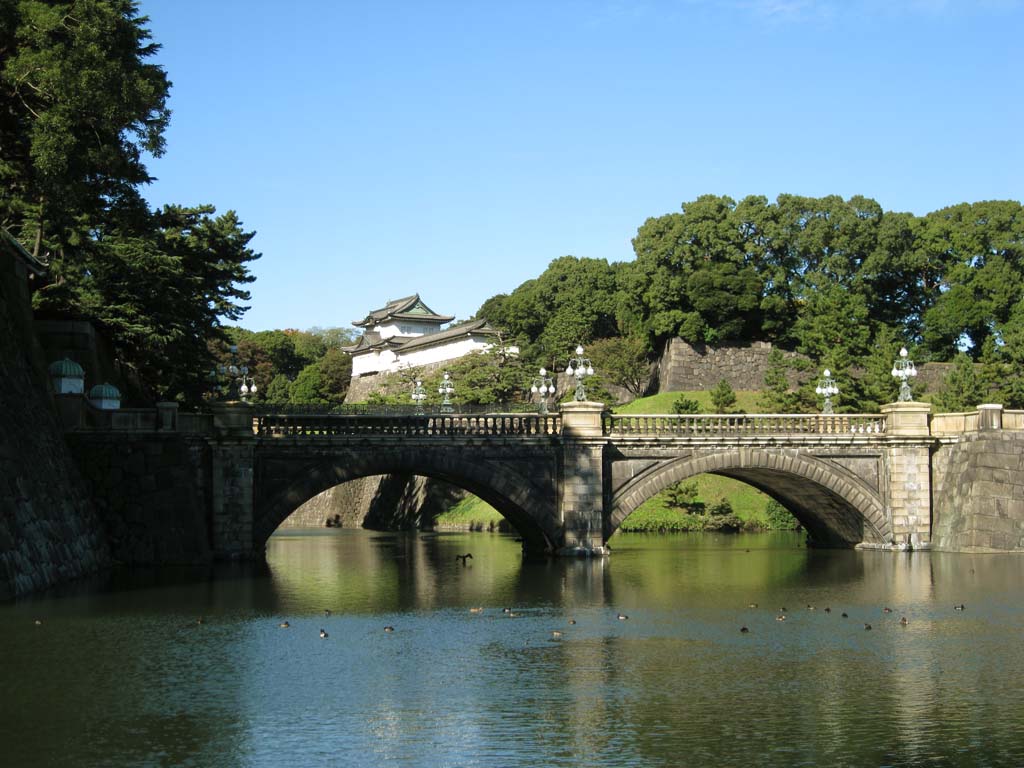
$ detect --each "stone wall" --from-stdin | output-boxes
[0,242,110,599]
[657,339,806,392]
[346,361,450,404]
[68,433,212,565]
[279,474,470,531]
[931,432,1024,552]
[278,476,384,528]
[657,337,953,396]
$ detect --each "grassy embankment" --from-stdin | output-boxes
[434,391,798,532]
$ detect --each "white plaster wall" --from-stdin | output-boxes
[376,321,440,340]
[398,337,490,369]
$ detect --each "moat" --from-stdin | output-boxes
[3,529,1024,767]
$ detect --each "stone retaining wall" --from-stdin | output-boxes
[278,476,384,528]
[68,433,212,564]
[931,432,1024,552]
[280,474,469,531]
[658,338,954,395]
[0,242,110,599]
[657,339,806,392]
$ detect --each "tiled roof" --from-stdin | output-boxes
[352,294,454,327]
[341,332,413,354]
[1,228,47,275]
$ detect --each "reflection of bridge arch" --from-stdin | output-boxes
[609,449,889,546]
[253,445,559,554]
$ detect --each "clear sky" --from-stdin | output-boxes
[138,0,1023,333]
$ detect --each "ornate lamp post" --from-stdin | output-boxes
[411,379,427,414]
[530,367,555,415]
[215,345,257,401]
[438,371,455,413]
[890,347,917,402]
[815,369,839,415]
[565,345,594,402]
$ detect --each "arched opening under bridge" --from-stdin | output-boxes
[609,449,889,547]
[253,447,558,555]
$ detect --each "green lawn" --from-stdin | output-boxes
[613,389,764,414]
[434,495,506,529]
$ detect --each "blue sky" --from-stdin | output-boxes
[139,0,1023,332]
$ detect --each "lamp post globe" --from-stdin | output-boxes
[531,366,555,415]
[815,368,838,415]
[438,371,455,413]
[411,379,427,414]
[891,347,917,402]
[566,345,595,402]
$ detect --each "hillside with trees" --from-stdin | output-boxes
[477,194,1024,412]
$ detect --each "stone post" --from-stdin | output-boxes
[156,401,178,432]
[978,403,1003,431]
[880,401,933,550]
[52,393,86,431]
[558,401,609,556]
[209,402,257,559]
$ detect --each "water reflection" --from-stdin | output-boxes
[2,530,1023,767]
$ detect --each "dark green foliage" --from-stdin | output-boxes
[264,374,292,404]
[765,500,802,530]
[587,336,651,396]
[710,380,737,413]
[475,256,621,367]
[933,353,987,413]
[475,193,1024,414]
[214,326,352,405]
[2,2,257,403]
[672,395,701,414]
[703,499,742,532]
[427,349,534,406]
[758,348,815,413]
[663,480,699,509]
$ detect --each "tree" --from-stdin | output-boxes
[2,3,258,403]
[933,353,987,413]
[920,201,1024,360]
[663,480,699,509]
[429,349,535,406]
[672,395,701,414]
[759,348,801,413]
[264,374,292,404]
[586,336,651,396]
[477,256,621,367]
[289,363,328,405]
[626,195,764,345]
[1,0,170,259]
[710,380,737,413]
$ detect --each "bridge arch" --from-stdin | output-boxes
[253,445,559,554]
[609,448,889,546]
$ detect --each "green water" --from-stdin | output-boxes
[3,530,1023,767]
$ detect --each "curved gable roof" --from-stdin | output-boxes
[353,294,455,328]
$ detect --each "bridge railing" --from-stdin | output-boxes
[1005,410,1024,430]
[255,412,561,438]
[603,413,887,437]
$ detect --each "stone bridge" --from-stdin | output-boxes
[65,398,1024,559]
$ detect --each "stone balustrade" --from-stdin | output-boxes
[604,412,887,437]
[255,412,561,438]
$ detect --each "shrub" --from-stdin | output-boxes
[710,380,738,413]
[672,395,702,414]
[663,480,699,509]
[765,499,801,530]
